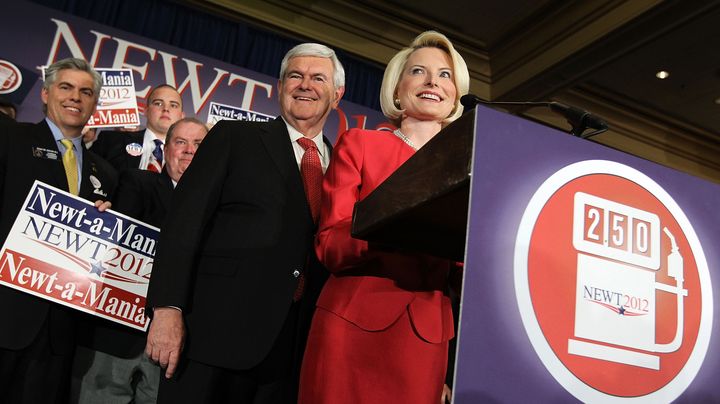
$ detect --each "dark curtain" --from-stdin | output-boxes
[29,0,383,110]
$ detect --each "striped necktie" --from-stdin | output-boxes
[60,139,78,195]
[147,139,164,172]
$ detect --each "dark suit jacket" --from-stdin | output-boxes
[112,169,173,228]
[0,112,13,123]
[90,129,145,172]
[79,169,173,358]
[0,120,117,354]
[146,117,327,370]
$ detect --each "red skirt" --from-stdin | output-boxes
[298,307,448,404]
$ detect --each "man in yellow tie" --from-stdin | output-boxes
[0,57,117,403]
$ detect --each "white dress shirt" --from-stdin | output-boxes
[138,128,164,170]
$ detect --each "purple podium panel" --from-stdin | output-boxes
[454,106,719,403]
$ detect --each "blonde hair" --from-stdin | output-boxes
[380,31,469,127]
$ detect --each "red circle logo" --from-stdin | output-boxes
[0,60,22,94]
[515,160,712,402]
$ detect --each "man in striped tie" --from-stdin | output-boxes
[91,84,185,174]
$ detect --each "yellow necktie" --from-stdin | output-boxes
[60,139,78,195]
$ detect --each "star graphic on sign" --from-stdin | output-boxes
[89,261,107,277]
[618,306,625,315]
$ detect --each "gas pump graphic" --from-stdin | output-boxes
[568,192,688,370]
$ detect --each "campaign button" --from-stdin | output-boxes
[125,142,143,156]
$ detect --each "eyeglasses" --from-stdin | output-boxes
[149,100,181,110]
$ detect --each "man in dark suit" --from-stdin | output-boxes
[72,117,208,404]
[0,58,117,403]
[90,84,184,173]
[145,43,345,403]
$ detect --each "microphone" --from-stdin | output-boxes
[460,94,608,138]
[548,102,608,137]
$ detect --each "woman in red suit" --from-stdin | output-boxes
[299,31,469,403]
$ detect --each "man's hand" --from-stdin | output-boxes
[145,307,185,379]
[94,200,111,212]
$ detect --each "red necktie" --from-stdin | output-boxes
[297,137,323,223]
[294,137,323,301]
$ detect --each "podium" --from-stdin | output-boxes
[351,111,474,262]
[351,106,720,402]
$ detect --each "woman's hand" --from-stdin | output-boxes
[441,383,452,403]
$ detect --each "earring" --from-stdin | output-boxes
[394,98,401,107]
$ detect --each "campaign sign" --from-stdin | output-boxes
[0,60,22,94]
[515,161,711,400]
[0,58,38,105]
[206,101,274,126]
[85,68,140,128]
[453,106,719,403]
[1,1,388,144]
[0,181,157,331]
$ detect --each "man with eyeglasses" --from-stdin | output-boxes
[91,84,185,173]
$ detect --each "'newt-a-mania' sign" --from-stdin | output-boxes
[0,181,157,331]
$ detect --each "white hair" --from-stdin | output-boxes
[279,43,345,88]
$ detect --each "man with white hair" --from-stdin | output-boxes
[145,43,345,403]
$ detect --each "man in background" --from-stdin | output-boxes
[72,117,208,404]
[91,84,184,173]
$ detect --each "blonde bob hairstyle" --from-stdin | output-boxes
[380,31,470,127]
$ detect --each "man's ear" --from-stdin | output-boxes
[332,86,345,109]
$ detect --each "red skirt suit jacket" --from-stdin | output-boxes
[315,128,455,344]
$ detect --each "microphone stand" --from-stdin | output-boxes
[460,95,609,139]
